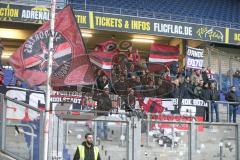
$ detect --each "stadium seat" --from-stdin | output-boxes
[67,0,239,28]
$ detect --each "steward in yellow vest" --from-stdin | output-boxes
[73,133,101,160]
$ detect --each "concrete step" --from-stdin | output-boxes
[0,151,16,160]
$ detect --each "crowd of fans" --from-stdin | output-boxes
[0,55,239,123]
[94,55,217,100]
[93,57,240,123]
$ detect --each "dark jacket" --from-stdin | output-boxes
[169,84,180,98]
[226,91,239,107]
[179,82,194,99]
[92,93,112,116]
[125,94,136,112]
[156,81,173,98]
[113,80,128,95]
[210,88,220,101]
[201,87,212,101]
[73,141,101,160]
[202,71,209,83]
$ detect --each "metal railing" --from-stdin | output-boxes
[1,92,240,159]
[0,94,45,160]
[1,0,240,29]
[4,124,34,160]
[59,113,240,160]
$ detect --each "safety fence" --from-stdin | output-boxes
[0,94,240,160]
[0,95,45,160]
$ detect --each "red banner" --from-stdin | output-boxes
[89,40,118,76]
[149,43,179,63]
[10,6,95,86]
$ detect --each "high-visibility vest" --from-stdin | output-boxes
[78,145,99,160]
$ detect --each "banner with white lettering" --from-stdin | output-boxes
[186,46,204,69]
[150,98,206,131]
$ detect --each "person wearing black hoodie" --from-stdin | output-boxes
[210,82,220,122]
[201,82,212,122]
[92,87,112,140]
[179,76,194,99]
[73,133,101,160]
[226,86,239,123]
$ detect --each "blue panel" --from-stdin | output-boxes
[68,0,238,26]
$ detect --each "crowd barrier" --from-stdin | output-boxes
[0,94,240,160]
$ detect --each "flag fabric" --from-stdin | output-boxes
[10,6,95,86]
[147,62,167,73]
[138,97,165,113]
[89,40,119,76]
[148,43,179,73]
[127,49,140,63]
[149,43,179,63]
[0,67,4,85]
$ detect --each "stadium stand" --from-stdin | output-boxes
[67,0,240,28]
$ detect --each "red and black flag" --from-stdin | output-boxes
[127,49,141,64]
[89,40,119,76]
[138,97,165,113]
[148,43,179,72]
[0,67,4,85]
[10,6,95,86]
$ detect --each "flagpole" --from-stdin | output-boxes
[44,0,56,159]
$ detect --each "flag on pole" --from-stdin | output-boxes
[10,6,95,86]
[89,40,118,76]
[138,97,165,113]
[148,43,179,73]
[149,43,179,63]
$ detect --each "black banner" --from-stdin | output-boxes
[0,3,89,28]
[0,3,239,45]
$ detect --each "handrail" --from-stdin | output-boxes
[4,123,35,160]
[3,94,43,113]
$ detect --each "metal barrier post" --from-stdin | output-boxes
[0,94,6,150]
[236,124,240,160]
[227,103,230,123]
[94,120,97,145]
[146,113,150,147]
[39,112,45,160]
[208,101,212,122]
[219,141,223,160]
[189,122,194,160]
[65,121,69,144]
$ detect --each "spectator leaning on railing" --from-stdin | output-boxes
[210,82,220,122]
[179,76,195,99]
[194,80,204,98]
[201,82,212,122]
[225,86,239,123]
[92,86,113,140]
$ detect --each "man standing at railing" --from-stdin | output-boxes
[226,86,239,123]
[210,82,220,122]
[201,82,211,121]
[92,86,113,140]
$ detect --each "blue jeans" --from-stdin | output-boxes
[97,121,108,139]
[229,105,237,123]
[211,102,219,122]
